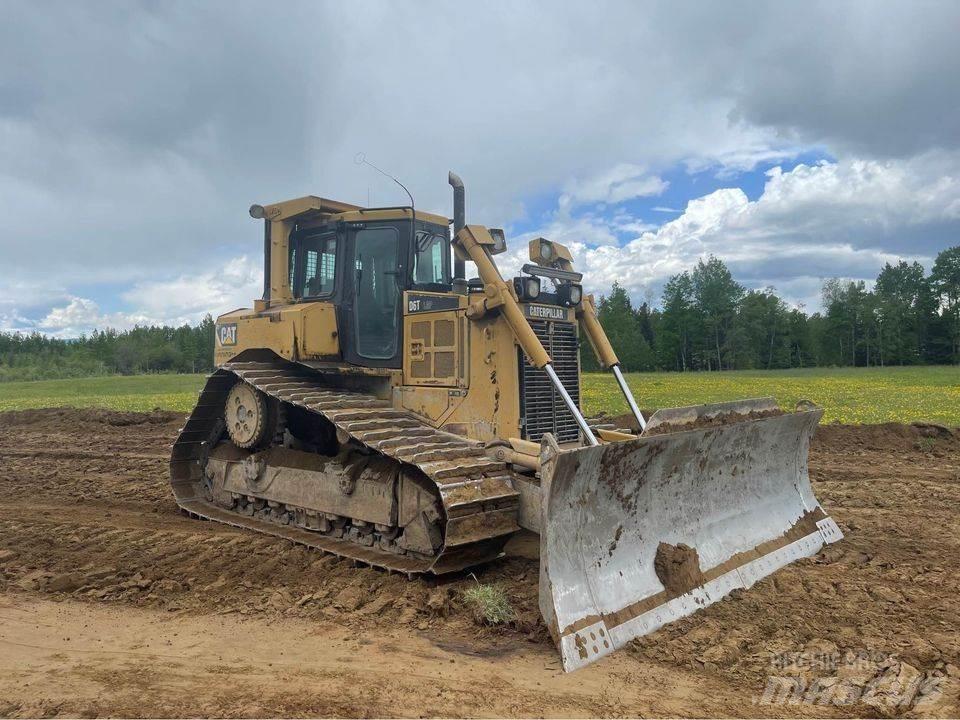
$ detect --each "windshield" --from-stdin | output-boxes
[413,230,447,285]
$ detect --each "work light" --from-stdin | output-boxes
[514,275,541,301]
[558,282,583,307]
[488,228,507,254]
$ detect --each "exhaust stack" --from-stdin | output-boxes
[448,171,466,280]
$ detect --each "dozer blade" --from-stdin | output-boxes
[538,398,842,672]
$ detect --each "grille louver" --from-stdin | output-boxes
[520,319,581,444]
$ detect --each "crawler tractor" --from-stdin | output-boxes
[170,172,841,671]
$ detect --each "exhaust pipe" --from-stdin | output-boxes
[261,220,271,304]
[448,171,466,280]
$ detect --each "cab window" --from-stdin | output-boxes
[354,226,401,360]
[298,233,337,297]
[413,230,447,285]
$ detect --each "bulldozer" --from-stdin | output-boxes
[169,172,841,671]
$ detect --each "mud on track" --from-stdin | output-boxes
[0,407,958,717]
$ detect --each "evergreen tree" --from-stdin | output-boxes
[658,272,696,371]
[596,283,652,371]
[691,256,744,370]
[731,289,791,369]
[874,260,935,365]
[931,246,960,363]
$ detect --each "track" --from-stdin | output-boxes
[170,361,521,575]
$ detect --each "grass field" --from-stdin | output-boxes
[0,366,957,425]
[0,374,206,415]
[584,365,960,425]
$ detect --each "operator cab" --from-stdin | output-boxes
[286,209,451,367]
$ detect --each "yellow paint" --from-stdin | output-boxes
[212,196,615,447]
[215,302,338,365]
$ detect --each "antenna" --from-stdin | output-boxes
[354,152,414,209]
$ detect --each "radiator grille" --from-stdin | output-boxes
[520,319,581,443]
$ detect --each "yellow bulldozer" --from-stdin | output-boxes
[170,172,841,671]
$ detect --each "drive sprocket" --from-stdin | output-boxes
[225,381,280,449]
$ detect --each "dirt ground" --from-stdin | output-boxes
[0,407,958,718]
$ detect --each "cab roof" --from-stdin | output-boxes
[258,195,449,227]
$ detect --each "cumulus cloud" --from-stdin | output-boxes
[17,256,263,336]
[122,256,261,320]
[514,156,958,309]
[0,309,35,334]
[37,297,155,337]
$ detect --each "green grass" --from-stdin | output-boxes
[0,374,207,413]
[461,583,515,625]
[585,365,960,425]
[0,366,958,425]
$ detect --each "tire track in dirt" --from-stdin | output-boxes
[0,409,545,651]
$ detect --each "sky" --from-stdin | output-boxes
[2,0,959,336]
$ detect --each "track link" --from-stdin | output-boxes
[170,361,521,574]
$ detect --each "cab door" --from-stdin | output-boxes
[342,224,405,368]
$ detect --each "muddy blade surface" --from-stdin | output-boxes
[539,408,842,672]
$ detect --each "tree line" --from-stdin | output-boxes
[0,317,216,382]
[1,245,958,382]
[584,245,960,372]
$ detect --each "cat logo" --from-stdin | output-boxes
[217,323,238,346]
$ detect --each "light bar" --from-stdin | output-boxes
[521,263,583,282]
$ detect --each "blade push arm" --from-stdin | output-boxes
[527,239,647,432]
[579,295,618,369]
[454,225,598,446]
[577,296,647,431]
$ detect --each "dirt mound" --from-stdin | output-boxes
[592,410,654,432]
[599,409,959,453]
[1,406,181,429]
[813,421,959,457]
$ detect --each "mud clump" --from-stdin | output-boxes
[426,587,453,617]
[654,542,704,597]
[596,408,785,435]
